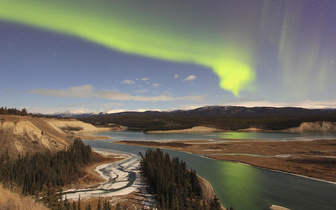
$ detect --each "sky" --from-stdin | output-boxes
[1,0,336,114]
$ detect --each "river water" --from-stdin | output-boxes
[84,131,336,210]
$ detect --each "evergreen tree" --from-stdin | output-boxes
[0,138,93,207]
[77,195,81,210]
[97,198,102,210]
[115,202,121,210]
[21,108,28,116]
[210,196,221,210]
[103,200,111,210]
[139,148,205,209]
[0,107,29,116]
[85,203,92,210]
[71,201,77,210]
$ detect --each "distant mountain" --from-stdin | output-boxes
[168,106,335,117]
[54,106,336,118]
[53,111,97,118]
[75,106,336,132]
[83,106,336,117]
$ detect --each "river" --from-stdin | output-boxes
[83,131,336,210]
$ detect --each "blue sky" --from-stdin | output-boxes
[1,0,336,114]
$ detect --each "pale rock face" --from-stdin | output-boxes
[321,121,336,131]
[0,115,73,158]
[0,115,115,158]
[0,121,15,129]
[46,118,110,135]
[286,121,336,132]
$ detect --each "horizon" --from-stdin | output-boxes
[1,1,336,114]
[3,103,336,115]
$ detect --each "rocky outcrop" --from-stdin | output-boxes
[285,121,336,133]
[197,175,225,209]
[197,175,216,204]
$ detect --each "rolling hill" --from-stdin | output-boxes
[76,106,336,132]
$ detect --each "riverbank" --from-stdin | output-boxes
[63,150,158,209]
[146,126,223,133]
[115,138,336,183]
[64,150,127,190]
[66,148,223,209]
[75,135,112,140]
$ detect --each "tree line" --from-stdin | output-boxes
[0,106,62,119]
[40,192,114,210]
[0,137,128,209]
[0,106,28,116]
[139,148,221,210]
[0,138,91,196]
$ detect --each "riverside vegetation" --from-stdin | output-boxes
[139,148,222,210]
[0,138,115,209]
[0,138,91,196]
[0,139,91,207]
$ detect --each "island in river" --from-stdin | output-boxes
[115,136,336,183]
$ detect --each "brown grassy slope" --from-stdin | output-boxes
[0,185,48,210]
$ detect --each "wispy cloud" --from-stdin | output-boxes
[97,91,205,102]
[27,106,92,115]
[135,89,148,93]
[183,75,197,86]
[27,84,94,98]
[121,79,136,85]
[177,104,211,110]
[183,75,196,81]
[27,84,205,103]
[27,102,125,114]
[62,102,124,108]
[105,108,161,114]
[139,78,150,81]
[174,74,179,79]
[152,83,160,88]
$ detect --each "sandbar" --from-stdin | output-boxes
[116,139,336,183]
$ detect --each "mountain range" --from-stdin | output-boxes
[54,106,336,118]
[67,106,336,132]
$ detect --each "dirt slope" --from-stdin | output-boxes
[46,118,110,135]
[285,121,336,132]
[0,115,73,158]
[0,185,48,210]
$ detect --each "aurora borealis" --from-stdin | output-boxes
[1,0,336,113]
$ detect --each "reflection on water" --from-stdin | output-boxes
[218,162,261,209]
[96,130,336,142]
[217,132,255,139]
[217,131,336,141]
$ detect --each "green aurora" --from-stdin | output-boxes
[1,0,335,101]
[0,0,255,96]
